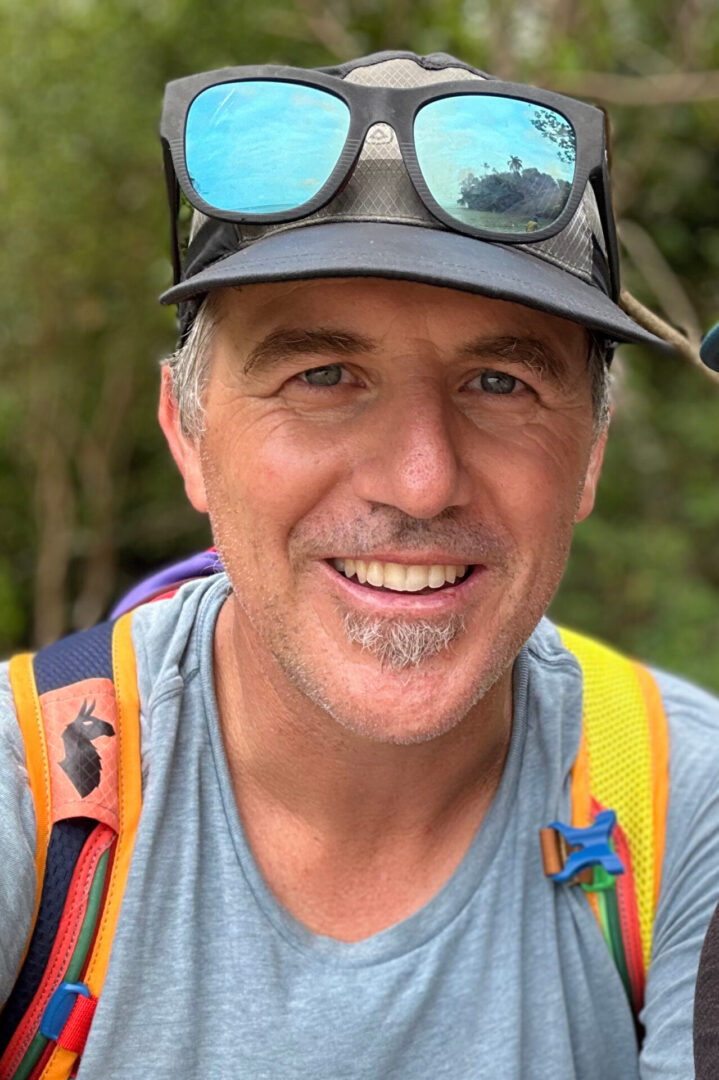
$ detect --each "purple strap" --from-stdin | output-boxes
[110,549,223,618]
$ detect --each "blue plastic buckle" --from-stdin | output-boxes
[548,809,625,885]
[41,981,92,1042]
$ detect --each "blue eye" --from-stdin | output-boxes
[476,370,518,395]
[301,364,343,386]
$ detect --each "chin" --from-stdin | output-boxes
[277,642,506,745]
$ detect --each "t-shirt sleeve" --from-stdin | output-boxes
[0,662,38,1006]
[639,670,719,1079]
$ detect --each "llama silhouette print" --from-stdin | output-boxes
[59,699,115,797]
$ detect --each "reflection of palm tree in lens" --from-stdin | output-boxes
[507,155,523,174]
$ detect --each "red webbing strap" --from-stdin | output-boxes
[0,826,113,1078]
[56,996,97,1056]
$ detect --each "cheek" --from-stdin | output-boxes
[201,404,347,550]
[467,422,591,535]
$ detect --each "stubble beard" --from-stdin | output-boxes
[211,543,535,747]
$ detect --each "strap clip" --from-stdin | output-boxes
[540,809,625,885]
[41,981,97,1053]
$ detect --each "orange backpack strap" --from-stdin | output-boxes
[0,612,141,1080]
[541,628,670,1016]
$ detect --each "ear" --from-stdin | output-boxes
[575,423,609,523]
[158,367,209,513]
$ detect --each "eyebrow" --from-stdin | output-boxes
[457,336,571,388]
[243,327,376,376]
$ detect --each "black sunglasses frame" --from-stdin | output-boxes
[160,65,620,300]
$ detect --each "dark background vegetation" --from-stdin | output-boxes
[1,0,717,689]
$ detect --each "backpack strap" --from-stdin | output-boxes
[544,628,670,1015]
[0,612,141,1080]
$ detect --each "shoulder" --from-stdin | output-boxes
[130,572,230,712]
[528,617,719,758]
[651,666,719,762]
[524,619,719,804]
[647,667,719,879]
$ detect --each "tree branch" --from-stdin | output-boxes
[619,289,719,385]
[291,0,362,59]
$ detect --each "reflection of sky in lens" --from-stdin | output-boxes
[186,81,350,213]
[414,96,575,203]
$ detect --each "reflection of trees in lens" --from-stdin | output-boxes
[457,166,571,222]
[529,107,576,165]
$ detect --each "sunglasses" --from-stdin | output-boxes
[160,65,620,298]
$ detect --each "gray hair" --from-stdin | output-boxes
[164,291,223,439]
[587,332,612,433]
[164,292,612,440]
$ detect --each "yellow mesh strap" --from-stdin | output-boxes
[39,612,142,1080]
[559,627,668,973]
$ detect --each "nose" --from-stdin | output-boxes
[352,382,472,520]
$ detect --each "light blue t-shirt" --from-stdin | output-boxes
[2,573,719,1079]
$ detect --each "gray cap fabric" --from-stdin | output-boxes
[160,50,667,350]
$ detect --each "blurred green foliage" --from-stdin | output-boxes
[0,0,717,689]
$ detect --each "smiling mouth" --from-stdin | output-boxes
[330,558,473,594]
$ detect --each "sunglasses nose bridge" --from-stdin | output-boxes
[351,83,405,155]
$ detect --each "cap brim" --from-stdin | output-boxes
[160,221,668,350]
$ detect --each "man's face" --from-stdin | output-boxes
[162,278,606,743]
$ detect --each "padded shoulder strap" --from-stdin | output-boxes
[559,627,670,993]
[2,613,141,1080]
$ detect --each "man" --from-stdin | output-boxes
[2,49,719,1080]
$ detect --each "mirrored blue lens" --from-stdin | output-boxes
[186,81,350,214]
[414,95,576,235]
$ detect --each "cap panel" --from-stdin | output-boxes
[513,187,604,284]
[344,57,480,88]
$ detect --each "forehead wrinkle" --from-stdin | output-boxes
[242,327,377,376]
[457,335,572,389]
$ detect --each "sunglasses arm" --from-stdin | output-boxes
[161,139,183,285]
[595,151,621,302]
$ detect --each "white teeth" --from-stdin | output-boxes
[366,561,384,587]
[427,565,446,589]
[382,563,407,590]
[405,565,430,592]
[332,559,469,593]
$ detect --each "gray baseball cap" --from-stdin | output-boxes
[160,50,667,351]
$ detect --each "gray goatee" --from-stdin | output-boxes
[342,611,466,670]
